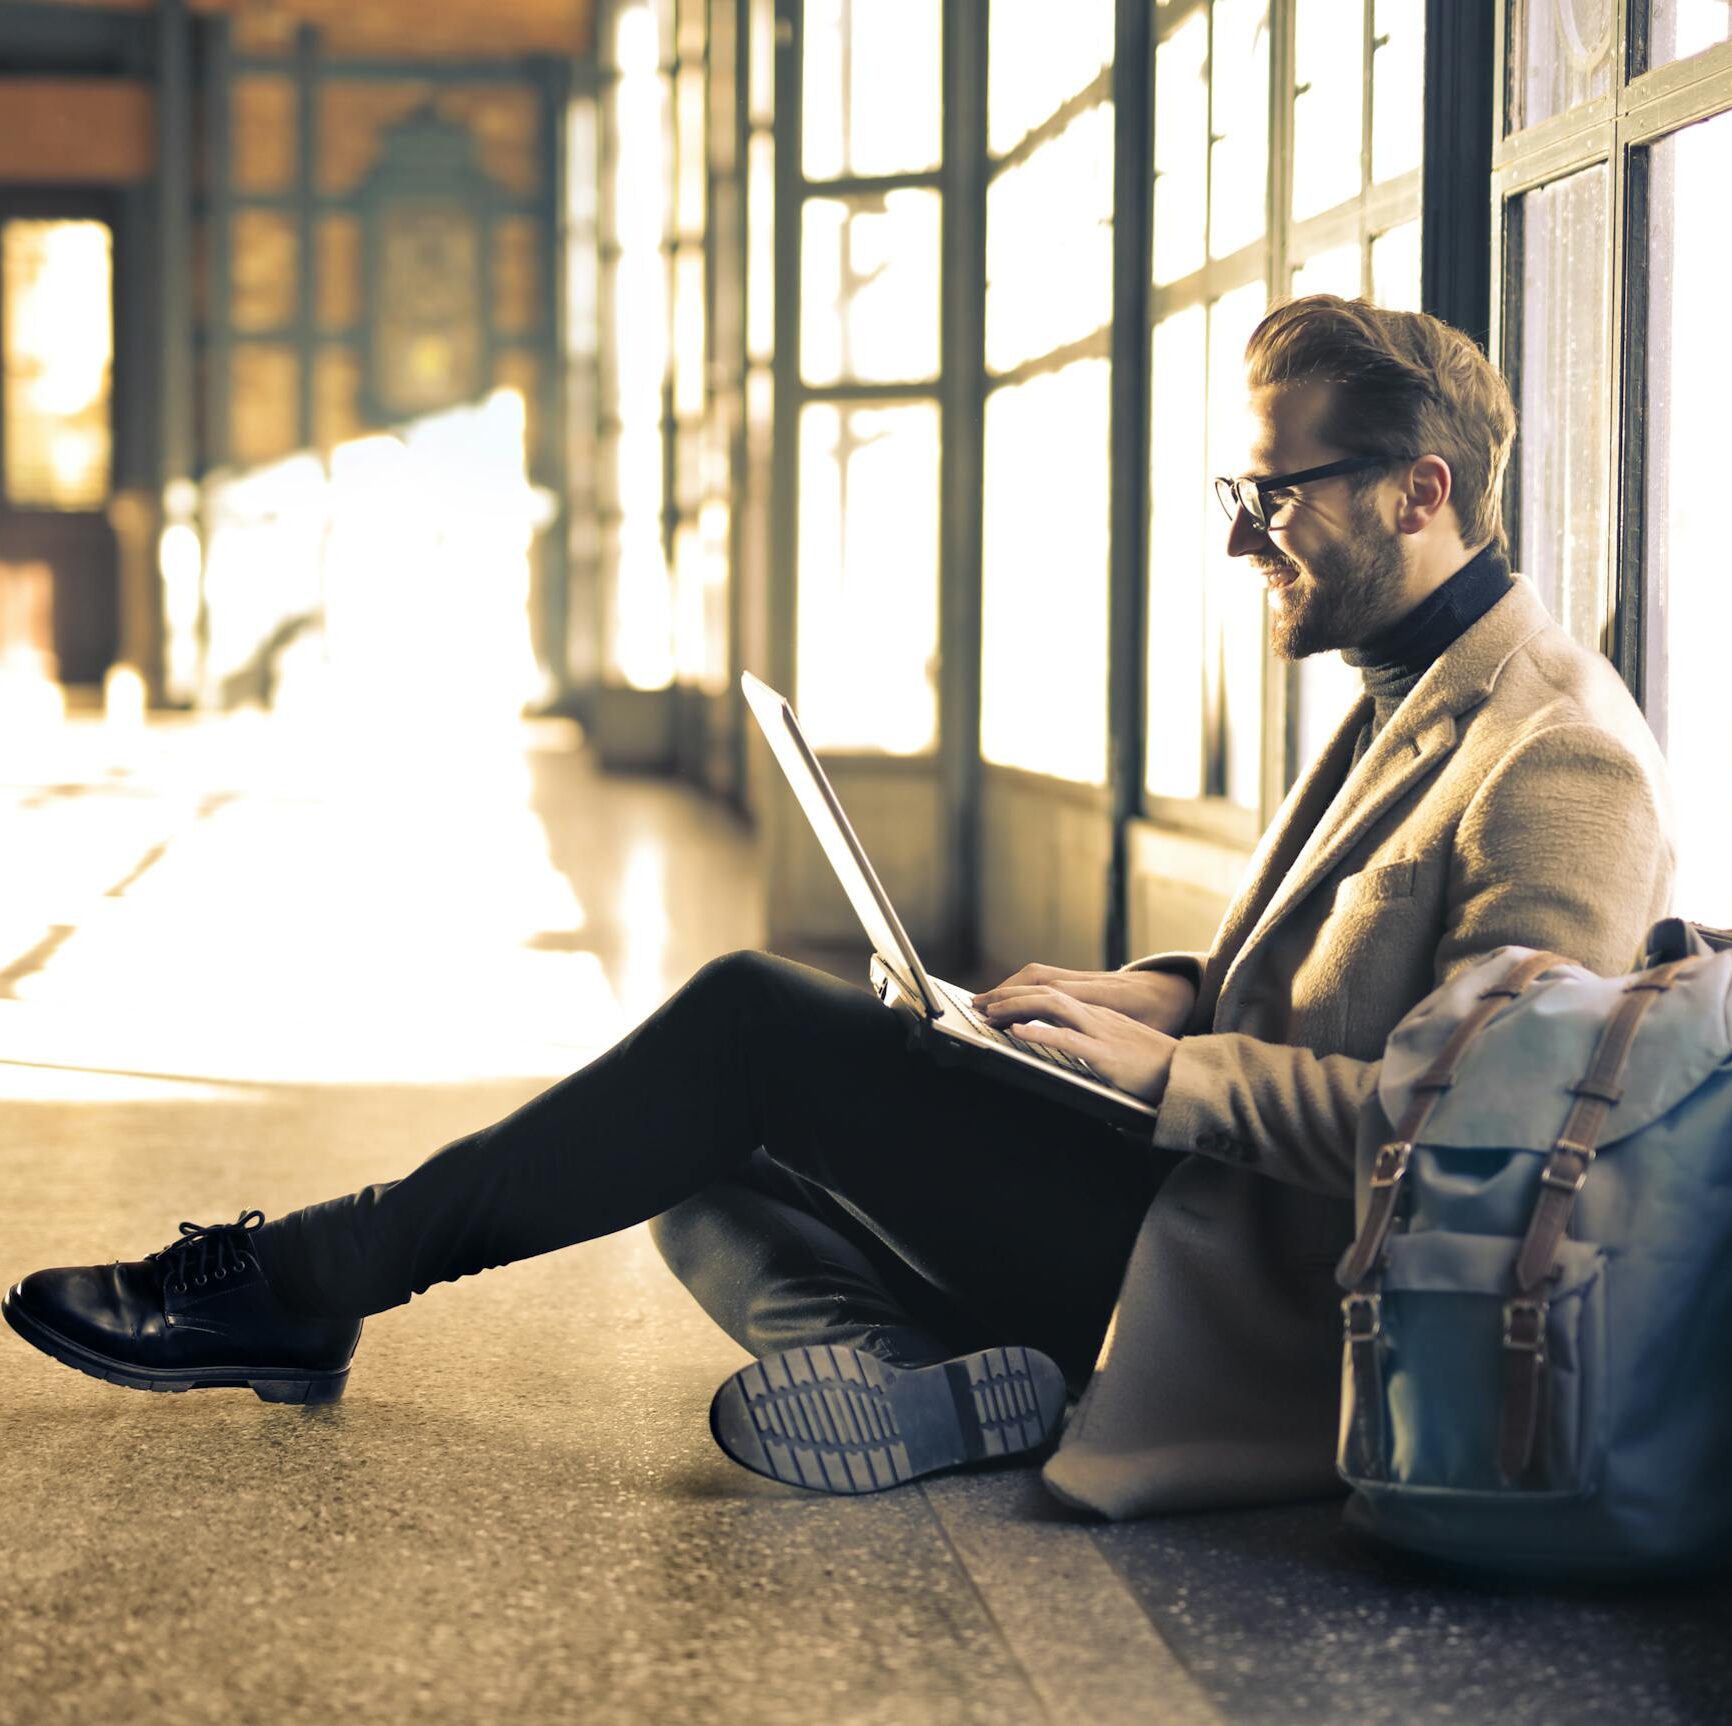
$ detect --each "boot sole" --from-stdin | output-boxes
[1,1281,351,1406]
[709,1343,1067,1495]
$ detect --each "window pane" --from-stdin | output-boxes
[802,0,941,180]
[797,401,939,752]
[1371,0,1424,183]
[1205,280,1270,808]
[802,189,941,385]
[987,0,1114,157]
[673,245,705,417]
[676,65,705,237]
[1510,0,1614,132]
[1370,219,1421,309]
[982,361,1110,783]
[1291,242,1362,299]
[608,1,675,690]
[1147,304,1208,798]
[1647,0,1732,69]
[1516,165,1609,650]
[1292,0,1365,222]
[747,131,775,362]
[986,103,1115,373]
[1296,649,1364,769]
[1210,0,1272,260]
[1153,9,1209,286]
[1643,111,1732,925]
[1,220,112,511]
[748,0,775,124]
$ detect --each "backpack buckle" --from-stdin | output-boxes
[1343,1292,1383,1341]
[1539,1144,1594,1194]
[1502,1298,1547,1353]
[1370,1141,1413,1188]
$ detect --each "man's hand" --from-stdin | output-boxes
[973,963,1197,1037]
[970,977,1181,1105]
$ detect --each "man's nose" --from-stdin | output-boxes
[1225,505,1269,559]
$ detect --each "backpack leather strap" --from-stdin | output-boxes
[1335,949,1562,1482]
[1336,949,1564,1291]
[1496,957,1701,1483]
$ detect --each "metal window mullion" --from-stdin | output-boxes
[203,15,233,471]
[295,23,317,451]
[768,0,802,700]
[803,169,944,197]
[1105,0,1154,968]
[939,0,987,973]
[1614,133,1651,707]
[1601,97,1630,671]
[1265,0,1294,823]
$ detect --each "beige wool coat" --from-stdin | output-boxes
[1041,573,1677,1520]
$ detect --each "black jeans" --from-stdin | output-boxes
[250,951,1177,1394]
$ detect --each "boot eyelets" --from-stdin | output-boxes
[194,1275,207,1286]
[215,1269,226,1279]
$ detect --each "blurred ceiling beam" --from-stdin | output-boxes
[22,0,594,59]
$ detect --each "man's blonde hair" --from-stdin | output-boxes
[1243,295,1518,553]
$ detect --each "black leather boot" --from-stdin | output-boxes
[2,1209,362,1405]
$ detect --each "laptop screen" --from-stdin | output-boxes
[740,671,941,1018]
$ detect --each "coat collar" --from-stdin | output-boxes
[1220,574,1554,984]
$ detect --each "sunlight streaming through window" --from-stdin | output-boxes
[1153,10,1209,287]
[801,191,942,386]
[796,401,940,752]
[981,361,1111,784]
[802,0,941,180]
[1,221,113,511]
[987,0,1114,157]
[1643,109,1732,924]
[1371,0,1425,182]
[986,104,1115,375]
[1293,0,1365,222]
[1209,0,1272,261]
[1147,305,1209,799]
[609,2,676,689]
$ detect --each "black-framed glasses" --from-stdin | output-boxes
[1211,454,1415,532]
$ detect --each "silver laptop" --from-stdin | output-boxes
[742,671,1159,1134]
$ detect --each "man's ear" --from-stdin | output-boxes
[1395,454,1452,535]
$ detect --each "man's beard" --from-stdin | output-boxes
[1259,491,1409,660]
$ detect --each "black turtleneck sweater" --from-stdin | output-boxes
[1343,542,1513,770]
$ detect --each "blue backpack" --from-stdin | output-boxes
[1335,916,1732,1579]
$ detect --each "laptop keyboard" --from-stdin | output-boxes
[936,980,1097,1080]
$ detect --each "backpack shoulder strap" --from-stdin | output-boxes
[1498,956,1705,1483]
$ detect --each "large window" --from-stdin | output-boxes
[601,0,677,690]
[979,0,1116,784]
[1497,4,1732,921]
[792,0,943,752]
[1,220,113,512]
[1145,0,1425,822]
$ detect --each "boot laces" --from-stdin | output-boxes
[147,1208,265,1293]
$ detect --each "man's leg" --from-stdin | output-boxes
[248,949,1171,1396]
[647,1147,992,1374]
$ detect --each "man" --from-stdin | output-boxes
[3,297,1675,1515]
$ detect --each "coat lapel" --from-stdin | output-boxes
[1220,575,1555,990]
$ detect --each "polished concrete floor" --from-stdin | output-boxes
[2,708,1730,1726]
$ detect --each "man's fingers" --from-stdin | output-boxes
[982,985,1100,1031]
[976,963,1094,1001]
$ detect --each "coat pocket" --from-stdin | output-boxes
[1329,857,1418,915]
[1337,1232,1606,1500]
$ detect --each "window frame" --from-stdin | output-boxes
[1489,2,1732,703]
[1141,0,1431,848]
